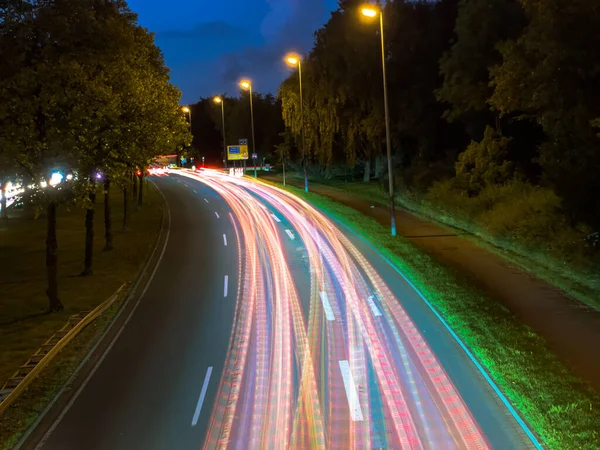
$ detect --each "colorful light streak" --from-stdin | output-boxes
[175,170,490,450]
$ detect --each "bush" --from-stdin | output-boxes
[426,179,596,269]
[455,126,514,194]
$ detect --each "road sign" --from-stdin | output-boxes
[239,138,248,146]
[227,145,249,160]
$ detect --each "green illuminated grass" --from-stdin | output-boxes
[269,180,600,450]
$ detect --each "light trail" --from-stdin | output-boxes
[175,170,490,450]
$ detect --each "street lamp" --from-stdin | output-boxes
[182,106,192,133]
[361,4,396,236]
[214,96,227,169]
[181,106,192,168]
[285,53,308,193]
[239,79,257,178]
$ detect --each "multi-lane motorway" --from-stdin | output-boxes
[34,170,541,449]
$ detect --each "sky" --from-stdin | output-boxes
[126,0,339,104]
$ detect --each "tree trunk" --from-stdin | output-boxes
[46,201,63,311]
[1,182,7,220]
[82,188,95,276]
[132,172,138,198]
[375,154,384,179]
[138,167,144,207]
[104,177,113,251]
[363,160,371,183]
[123,186,129,230]
[282,160,286,186]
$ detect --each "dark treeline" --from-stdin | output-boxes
[0,0,190,311]
[277,0,600,274]
[187,93,284,166]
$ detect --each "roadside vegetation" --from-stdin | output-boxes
[0,0,190,313]
[278,183,600,450]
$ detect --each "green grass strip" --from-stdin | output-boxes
[270,181,600,450]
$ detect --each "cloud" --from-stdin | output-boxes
[213,0,333,94]
[156,21,250,40]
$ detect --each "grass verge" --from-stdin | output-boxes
[0,182,163,447]
[269,180,600,450]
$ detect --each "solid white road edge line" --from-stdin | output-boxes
[339,360,364,422]
[191,367,213,426]
[224,275,228,297]
[319,291,335,321]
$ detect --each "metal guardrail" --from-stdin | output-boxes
[0,283,127,415]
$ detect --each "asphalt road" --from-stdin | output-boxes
[35,170,541,450]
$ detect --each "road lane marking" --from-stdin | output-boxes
[191,367,213,426]
[223,234,228,246]
[319,291,335,321]
[204,198,209,203]
[367,295,382,317]
[215,212,220,219]
[339,360,364,421]
[192,189,197,194]
[258,203,267,210]
[285,229,295,240]
[271,213,281,222]
[224,275,228,297]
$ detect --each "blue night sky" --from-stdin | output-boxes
[126,0,339,104]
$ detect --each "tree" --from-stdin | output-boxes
[280,3,383,180]
[0,0,189,309]
[489,0,600,226]
[275,130,294,185]
[437,0,525,138]
[385,0,462,180]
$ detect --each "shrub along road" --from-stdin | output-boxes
[261,174,600,393]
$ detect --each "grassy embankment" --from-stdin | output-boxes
[268,180,600,450]
[0,182,163,448]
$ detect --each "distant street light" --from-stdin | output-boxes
[214,96,227,168]
[182,106,192,133]
[361,4,396,236]
[285,53,308,193]
[239,79,257,178]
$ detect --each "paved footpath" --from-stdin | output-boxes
[264,175,600,392]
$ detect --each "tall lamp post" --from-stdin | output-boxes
[214,96,227,168]
[239,80,257,178]
[361,5,396,236]
[182,106,192,168]
[182,106,192,132]
[285,53,308,193]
